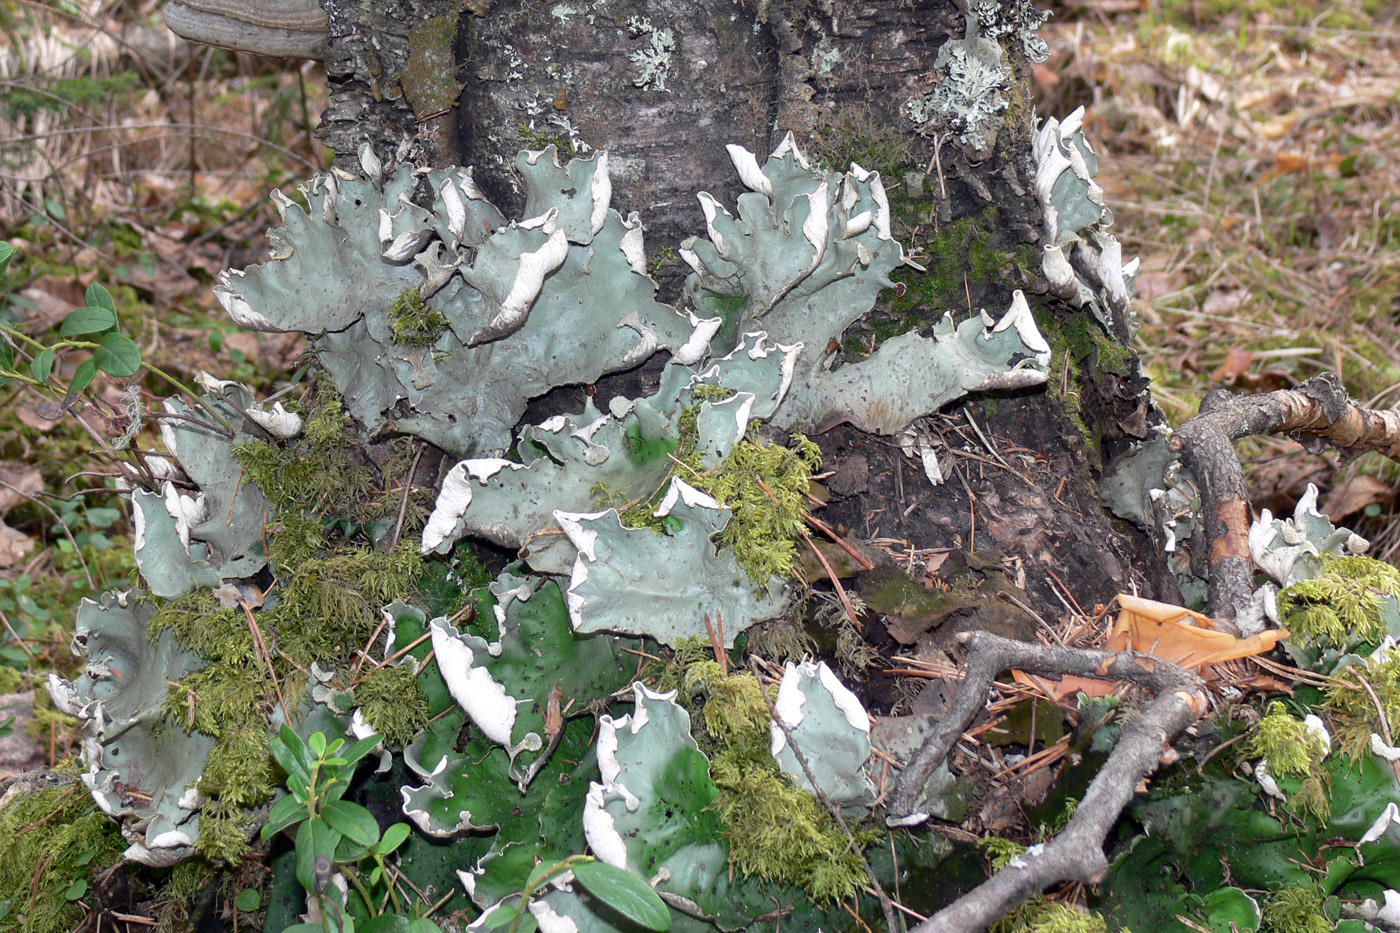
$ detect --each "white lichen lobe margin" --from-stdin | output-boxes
[429,617,516,746]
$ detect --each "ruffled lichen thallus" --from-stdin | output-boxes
[42,135,1056,928]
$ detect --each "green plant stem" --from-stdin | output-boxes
[508,856,593,933]
[344,869,379,918]
[0,324,236,432]
[371,853,404,915]
[139,362,237,433]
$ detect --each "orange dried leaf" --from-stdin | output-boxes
[1109,594,1287,669]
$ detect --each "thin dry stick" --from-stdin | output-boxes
[350,617,391,682]
[239,601,290,723]
[374,630,432,670]
[801,531,862,630]
[0,481,93,588]
[0,610,35,658]
[802,510,876,571]
[389,443,426,550]
[749,657,899,933]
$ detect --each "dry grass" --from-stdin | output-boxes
[1039,0,1400,558]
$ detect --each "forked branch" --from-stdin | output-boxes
[1172,372,1400,626]
[888,631,1210,933]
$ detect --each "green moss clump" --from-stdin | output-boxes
[196,797,256,864]
[388,286,448,348]
[979,835,1027,871]
[1278,554,1400,650]
[235,384,376,526]
[664,643,876,903]
[709,757,875,903]
[516,128,577,162]
[0,777,125,933]
[1247,701,1330,822]
[149,437,425,857]
[1260,885,1332,933]
[686,432,822,583]
[199,723,273,810]
[1325,649,1400,761]
[354,662,429,748]
[990,902,1110,933]
[1249,702,1327,778]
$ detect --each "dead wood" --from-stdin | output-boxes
[1172,372,1400,627]
[888,630,1210,933]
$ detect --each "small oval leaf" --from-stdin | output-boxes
[322,799,380,848]
[29,348,53,383]
[570,860,671,931]
[94,333,141,377]
[85,282,115,312]
[69,358,97,394]
[261,792,306,840]
[373,821,411,855]
[59,306,116,337]
[235,887,261,912]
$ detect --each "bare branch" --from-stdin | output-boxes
[887,631,1210,933]
[1172,372,1400,625]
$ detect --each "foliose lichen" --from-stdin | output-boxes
[626,16,675,91]
[906,15,1013,153]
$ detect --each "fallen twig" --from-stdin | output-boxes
[1172,372,1400,627]
[889,631,1210,933]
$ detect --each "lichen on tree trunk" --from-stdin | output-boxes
[314,0,1172,623]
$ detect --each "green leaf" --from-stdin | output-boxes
[16,594,50,622]
[309,731,328,758]
[59,305,117,336]
[373,822,411,856]
[335,837,369,863]
[323,775,352,803]
[29,349,53,383]
[85,283,115,313]
[1195,887,1260,932]
[272,724,312,785]
[478,905,520,930]
[94,332,140,377]
[0,243,14,278]
[322,799,380,848]
[63,879,88,901]
[234,888,261,912]
[261,792,307,840]
[570,860,671,931]
[360,918,408,933]
[339,733,381,769]
[404,920,445,933]
[295,818,341,894]
[69,358,97,394]
[524,860,560,893]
